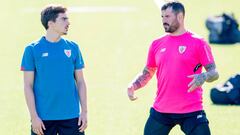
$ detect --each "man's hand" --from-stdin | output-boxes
[187,73,207,92]
[78,112,87,132]
[127,66,156,101]
[31,116,46,135]
[188,63,219,92]
[127,84,138,101]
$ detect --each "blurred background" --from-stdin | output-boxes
[0,0,239,134]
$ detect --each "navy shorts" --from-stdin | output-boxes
[31,118,85,135]
[144,108,210,135]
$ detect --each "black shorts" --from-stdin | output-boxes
[31,118,84,135]
[145,108,209,135]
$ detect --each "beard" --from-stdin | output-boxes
[163,21,180,33]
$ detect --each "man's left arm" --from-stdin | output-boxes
[188,63,219,92]
[75,69,87,132]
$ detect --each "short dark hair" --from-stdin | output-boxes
[41,5,67,30]
[161,1,185,16]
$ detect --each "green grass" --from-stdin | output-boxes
[0,0,240,134]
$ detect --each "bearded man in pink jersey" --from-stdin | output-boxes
[127,1,219,135]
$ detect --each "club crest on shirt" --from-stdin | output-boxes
[64,49,71,58]
[179,46,186,54]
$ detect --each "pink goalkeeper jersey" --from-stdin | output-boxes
[146,31,214,113]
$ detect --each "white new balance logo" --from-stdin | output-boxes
[160,48,166,53]
[197,114,203,119]
[42,52,48,57]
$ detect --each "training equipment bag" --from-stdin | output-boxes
[210,74,240,105]
[206,13,240,44]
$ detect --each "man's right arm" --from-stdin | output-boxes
[127,66,156,101]
[24,71,37,118]
[24,71,45,134]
